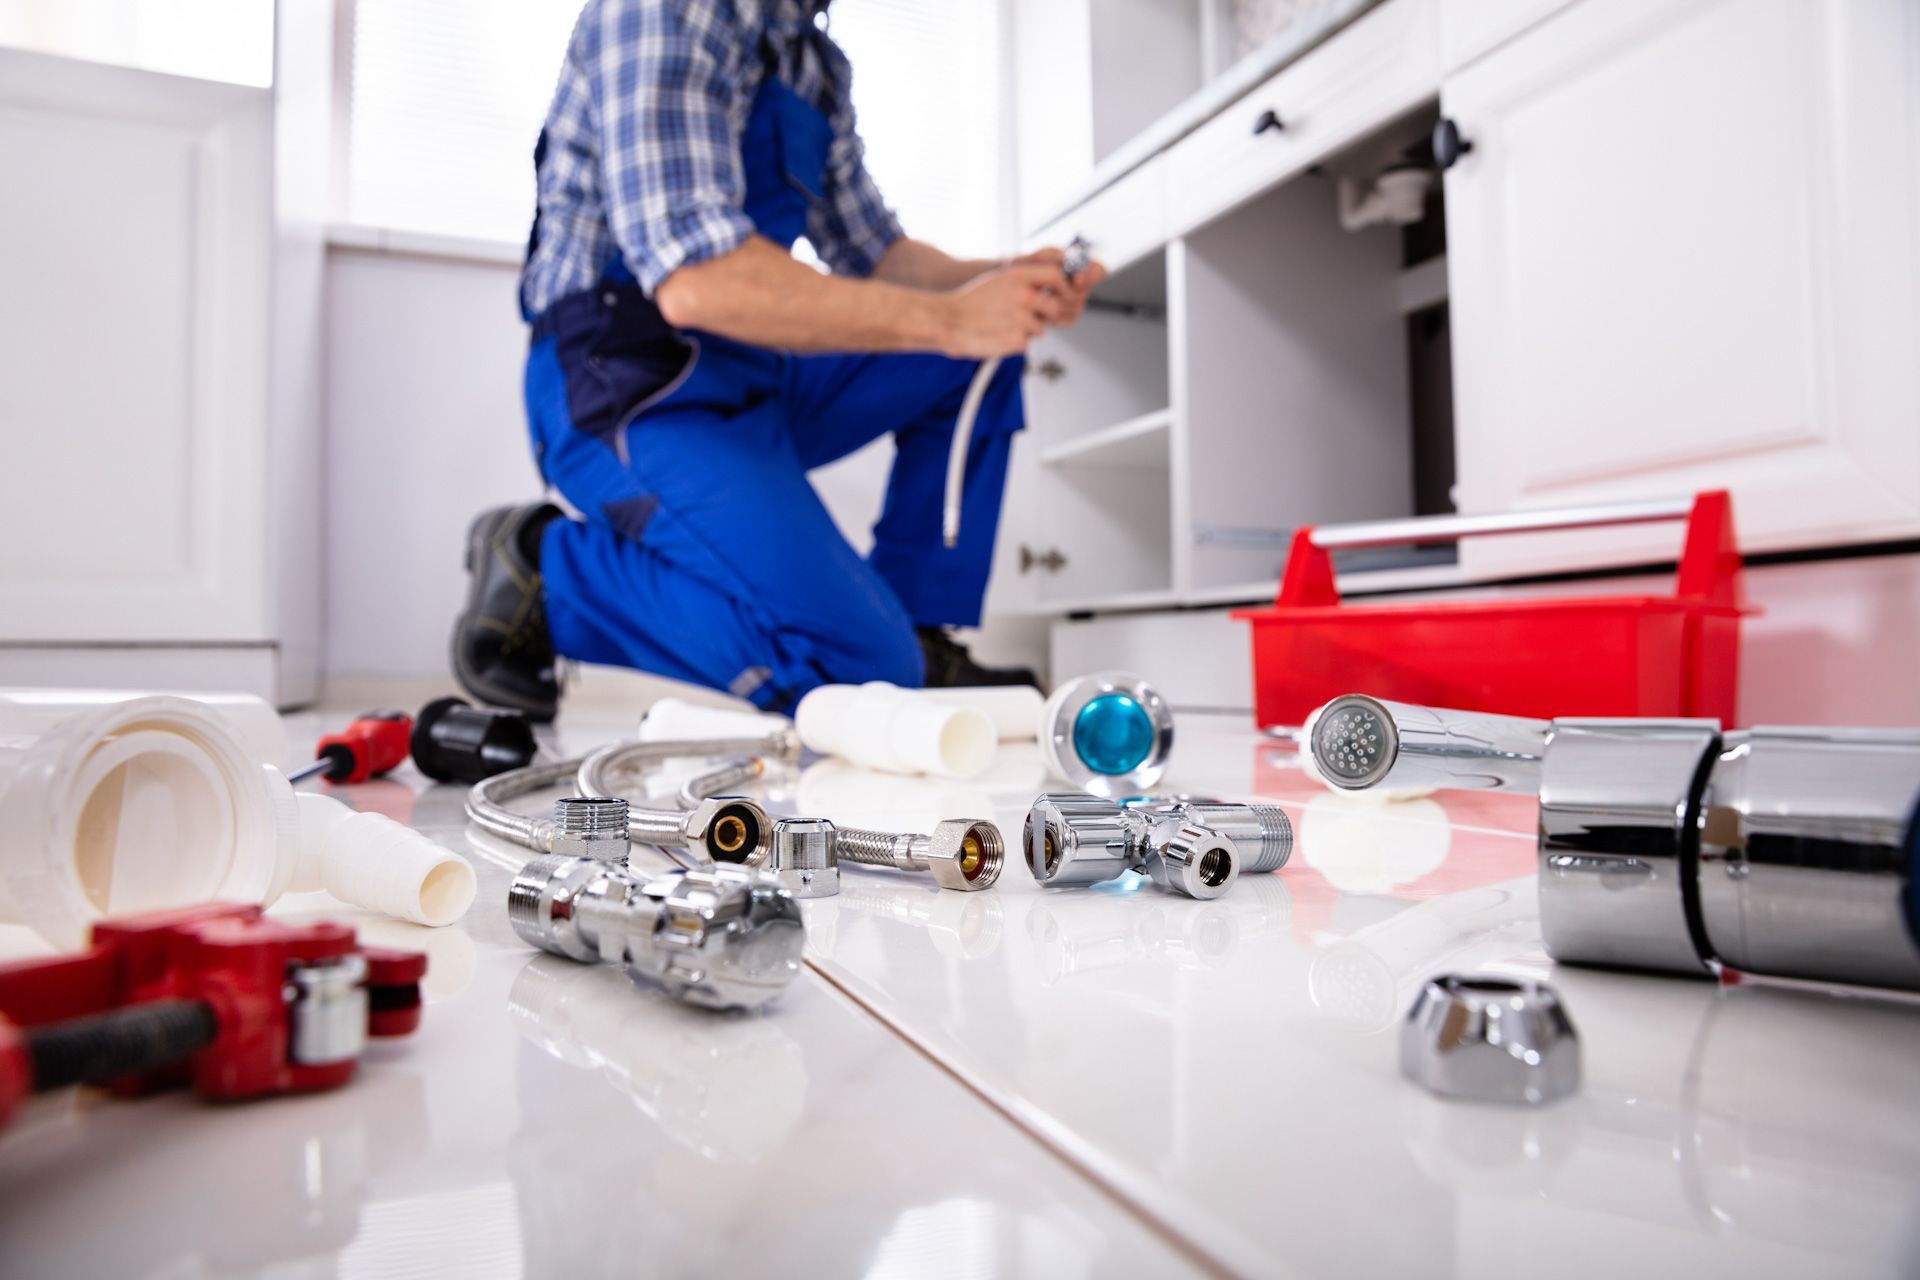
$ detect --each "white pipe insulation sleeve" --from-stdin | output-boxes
[0,687,287,770]
[638,697,791,743]
[290,791,476,927]
[905,686,1044,741]
[0,696,284,949]
[793,682,996,779]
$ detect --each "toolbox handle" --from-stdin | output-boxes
[1277,491,1741,609]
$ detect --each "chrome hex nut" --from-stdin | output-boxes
[1400,974,1581,1105]
[549,796,630,862]
[682,795,771,866]
[926,819,1005,892]
[767,816,840,899]
[1142,821,1239,900]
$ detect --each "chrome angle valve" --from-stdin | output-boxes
[508,856,805,1011]
[1023,794,1293,899]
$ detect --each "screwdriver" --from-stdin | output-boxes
[286,710,414,785]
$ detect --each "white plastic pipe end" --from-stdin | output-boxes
[296,791,476,927]
[794,683,996,779]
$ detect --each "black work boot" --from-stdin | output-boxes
[452,504,562,722]
[917,627,1041,690]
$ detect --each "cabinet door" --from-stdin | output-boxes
[0,50,274,641]
[1444,0,1920,575]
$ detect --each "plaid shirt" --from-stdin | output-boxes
[522,0,903,316]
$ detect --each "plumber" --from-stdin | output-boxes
[451,0,1105,721]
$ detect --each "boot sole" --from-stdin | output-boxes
[451,509,558,723]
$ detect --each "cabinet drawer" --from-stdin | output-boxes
[1027,153,1167,274]
[1166,0,1441,234]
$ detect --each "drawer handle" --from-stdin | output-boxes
[1433,118,1474,171]
[1020,544,1067,574]
[1252,108,1286,136]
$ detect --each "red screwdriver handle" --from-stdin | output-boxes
[312,710,413,784]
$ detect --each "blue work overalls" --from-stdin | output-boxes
[521,76,1024,711]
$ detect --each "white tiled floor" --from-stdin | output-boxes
[3,702,1919,1278]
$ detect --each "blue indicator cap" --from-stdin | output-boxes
[1072,692,1156,776]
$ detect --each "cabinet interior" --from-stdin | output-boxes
[1176,102,1457,595]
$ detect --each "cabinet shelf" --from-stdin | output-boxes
[1038,408,1172,469]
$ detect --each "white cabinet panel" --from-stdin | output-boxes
[0,50,273,642]
[1445,0,1920,575]
[1438,0,1580,72]
[1166,0,1440,235]
[1028,153,1169,276]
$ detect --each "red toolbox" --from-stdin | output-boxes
[1233,491,1749,728]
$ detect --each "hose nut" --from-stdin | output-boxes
[926,819,1005,892]
[1142,821,1239,900]
[550,796,630,861]
[1400,974,1580,1105]
[682,795,771,866]
[767,817,840,898]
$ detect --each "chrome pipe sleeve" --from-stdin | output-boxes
[1538,722,1920,992]
[1306,694,1920,993]
[1697,728,1920,991]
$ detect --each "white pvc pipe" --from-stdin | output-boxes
[907,686,1044,741]
[0,695,474,947]
[794,682,996,779]
[638,697,791,743]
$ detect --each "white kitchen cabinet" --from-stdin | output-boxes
[1443,0,1920,577]
[0,5,328,704]
[1012,0,1216,229]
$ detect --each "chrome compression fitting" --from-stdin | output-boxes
[465,733,792,865]
[1305,694,1920,993]
[472,730,1003,894]
[587,739,1004,891]
[766,817,839,899]
[1024,794,1291,899]
[576,733,797,864]
[830,819,1007,892]
[508,856,805,1011]
[1128,798,1295,875]
[549,796,629,861]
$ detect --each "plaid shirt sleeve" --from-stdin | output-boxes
[806,42,905,278]
[582,0,757,293]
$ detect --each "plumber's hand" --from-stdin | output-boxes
[940,261,1070,358]
[1013,246,1108,329]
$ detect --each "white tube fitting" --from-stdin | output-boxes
[0,696,282,948]
[0,695,473,947]
[637,697,792,743]
[0,687,287,770]
[906,686,1044,741]
[794,682,996,779]
[291,791,476,927]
